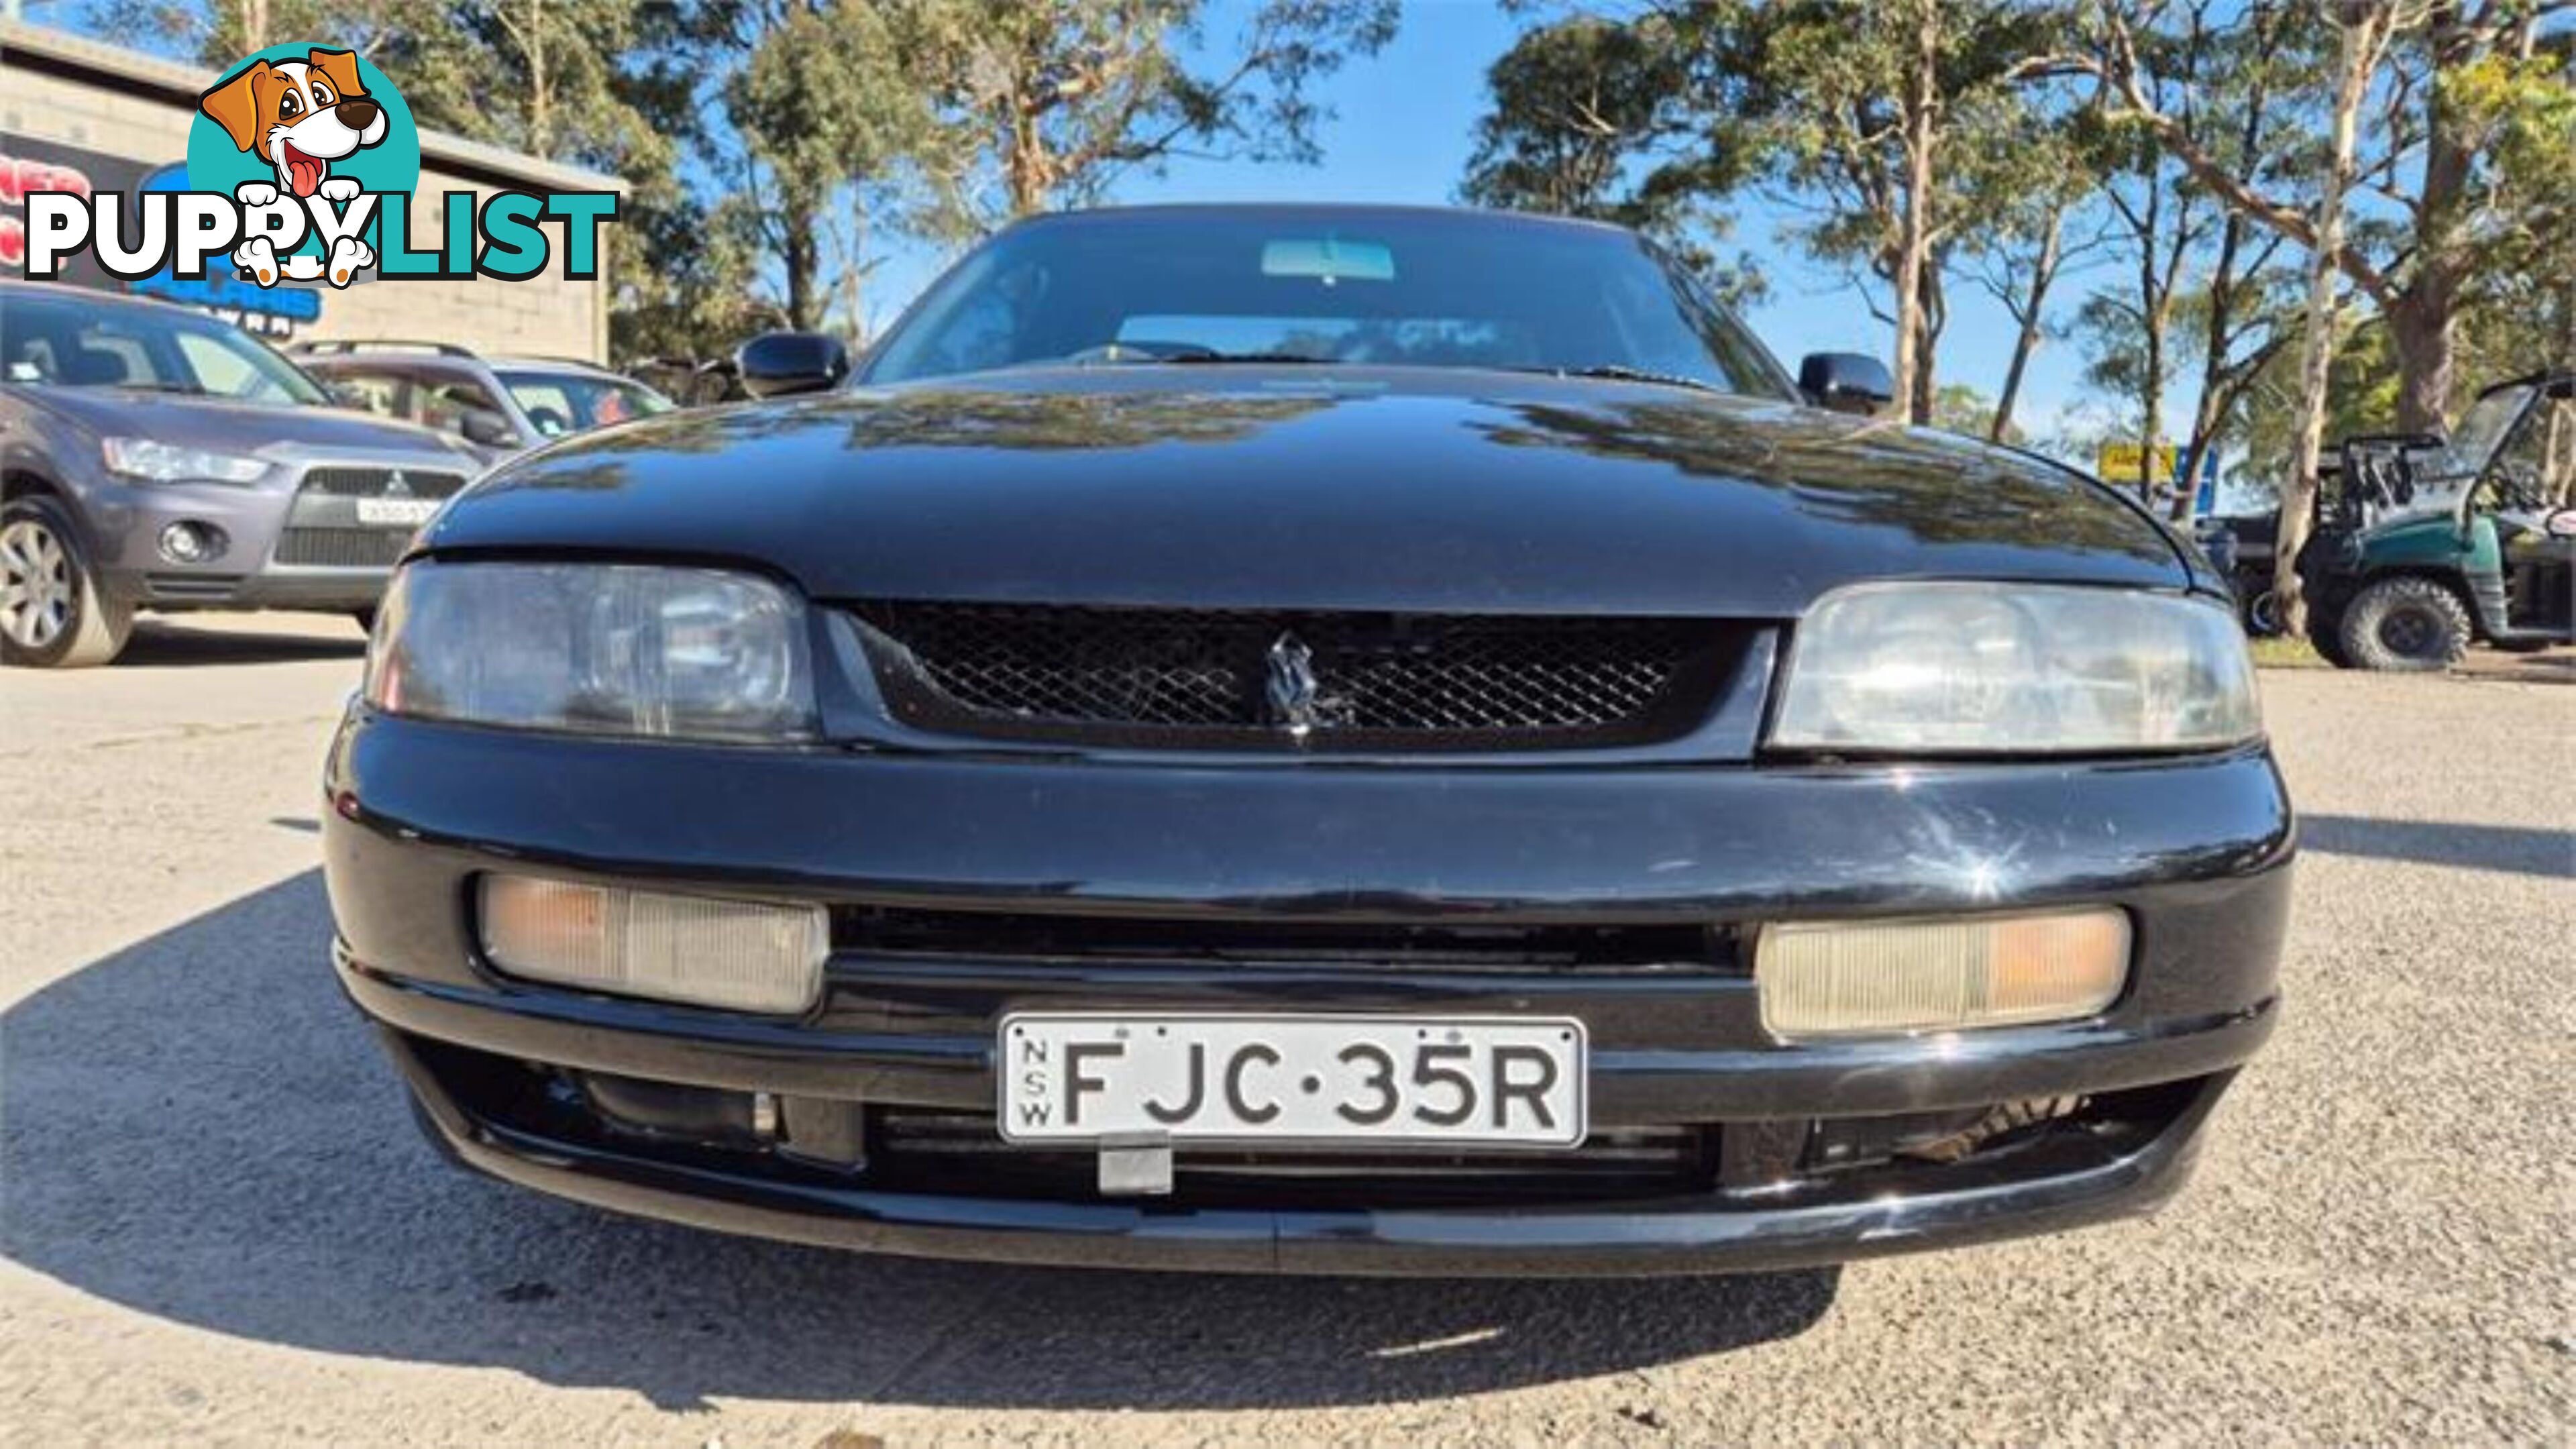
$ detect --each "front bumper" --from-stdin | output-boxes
[323,712,2293,1275]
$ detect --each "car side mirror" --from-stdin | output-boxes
[459,408,517,448]
[737,331,851,399]
[1797,352,1895,417]
[325,381,369,410]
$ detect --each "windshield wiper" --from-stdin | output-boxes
[1163,351,1333,366]
[1049,345,1336,368]
[1510,364,1726,396]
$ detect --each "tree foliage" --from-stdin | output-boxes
[900,0,1397,220]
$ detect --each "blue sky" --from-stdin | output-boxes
[860,1,2116,449]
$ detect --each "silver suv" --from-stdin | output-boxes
[0,282,482,667]
[294,341,674,465]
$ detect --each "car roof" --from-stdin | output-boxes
[0,279,215,319]
[299,348,623,380]
[1006,202,1637,241]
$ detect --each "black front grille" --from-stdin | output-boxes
[839,906,1737,975]
[297,466,471,498]
[274,527,411,567]
[851,603,1743,750]
[872,1108,1715,1208]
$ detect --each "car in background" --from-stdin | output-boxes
[2300,371,2575,669]
[294,341,674,464]
[1,282,485,669]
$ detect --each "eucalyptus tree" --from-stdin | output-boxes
[904,0,1399,221]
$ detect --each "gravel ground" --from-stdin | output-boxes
[3,613,2570,1446]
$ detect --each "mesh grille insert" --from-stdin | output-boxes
[273,527,411,568]
[851,603,1742,750]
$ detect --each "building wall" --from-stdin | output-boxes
[2,42,612,362]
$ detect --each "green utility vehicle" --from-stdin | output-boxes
[2302,371,2575,670]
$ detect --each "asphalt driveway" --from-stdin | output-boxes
[3,614,2569,1444]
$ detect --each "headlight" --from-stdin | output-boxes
[101,437,268,484]
[366,561,817,742]
[1770,582,2260,753]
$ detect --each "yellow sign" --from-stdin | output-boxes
[2098,441,2178,485]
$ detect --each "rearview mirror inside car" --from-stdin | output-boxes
[737,332,852,399]
[1798,352,1896,417]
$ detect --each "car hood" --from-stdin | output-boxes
[427,368,2188,614]
[24,386,473,461]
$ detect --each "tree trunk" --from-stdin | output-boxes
[1007,111,1051,215]
[2275,4,2392,643]
[527,1,552,160]
[1910,263,1941,425]
[2385,285,2459,435]
[2385,0,2477,433]
[781,202,821,331]
[1889,1,1939,426]
[1990,207,2062,444]
[2178,209,2249,518]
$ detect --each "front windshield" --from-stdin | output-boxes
[495,370,674,437]
[865,210,1795,397]
[2440,384,2531,476]
[0,290,329,405]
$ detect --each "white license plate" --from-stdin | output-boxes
[355,496,439,527]
[997,1013,1587,1147]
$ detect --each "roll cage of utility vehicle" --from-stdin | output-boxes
[2299,370,2575,671]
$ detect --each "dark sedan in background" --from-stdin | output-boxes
[324,205,2288,1276]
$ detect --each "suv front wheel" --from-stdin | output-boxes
[2338,575,2472,672]
[1,496,133,669]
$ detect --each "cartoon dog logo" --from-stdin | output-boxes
[197,48,383,286]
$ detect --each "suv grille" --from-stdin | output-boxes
[297,466,471,498]
[851,603,1744,750]
[276,466,470,568]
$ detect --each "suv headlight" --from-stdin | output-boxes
[101,437,268,484]
[1770,582,2260,753]
[365,561,818,742]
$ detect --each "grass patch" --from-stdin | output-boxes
[2248,635,2328,669]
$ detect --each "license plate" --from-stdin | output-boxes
[997,1013,1587,1147]
[355,496,439,527]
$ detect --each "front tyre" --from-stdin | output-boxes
[2337,576,2471,672]
[1,496,132,669]
[2240,584,2281,638]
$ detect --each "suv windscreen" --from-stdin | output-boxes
[494,370,674,437]
[863,211,1795,397]
[1,291,328,405]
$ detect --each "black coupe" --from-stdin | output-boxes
[323,205,2288,1276]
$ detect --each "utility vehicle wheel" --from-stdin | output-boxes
[2338,576,2471,672]
[2308,625,2351,667]
[1,496,132,669]
[2241,586,2281,637]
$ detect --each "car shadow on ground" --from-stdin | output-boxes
[114,619,368,667]
[1,873,1836,1413]
[2299,814,2573,880]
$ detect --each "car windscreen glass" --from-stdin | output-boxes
[495,371,675,436]
[863,212,1795,396]
[0,292,327,405]
[2440,384,2530,476]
